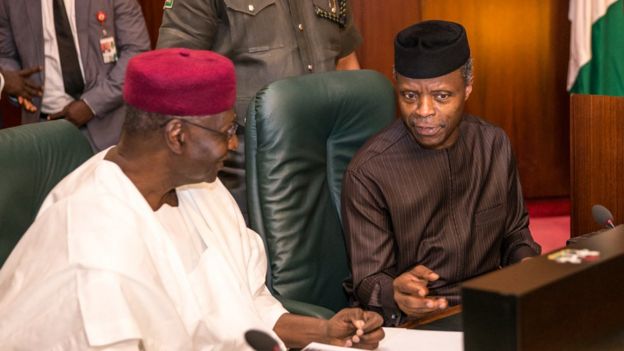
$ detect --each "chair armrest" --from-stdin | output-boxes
[275,295,336,319]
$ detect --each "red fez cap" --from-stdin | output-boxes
[123,48,236,116]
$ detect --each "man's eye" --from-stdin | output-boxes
[402,91,417,100]
[435,93,450,101]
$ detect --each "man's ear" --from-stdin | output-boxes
[163,119,185,154]
[464,80,473,101]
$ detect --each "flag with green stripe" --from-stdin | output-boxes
[568,0,624,96]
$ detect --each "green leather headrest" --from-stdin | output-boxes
[246,70,395,312]
[0,120,93,265]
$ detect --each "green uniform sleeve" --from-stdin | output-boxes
[338,0,362,58]
[157,0,221,50]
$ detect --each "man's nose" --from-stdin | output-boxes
[228,133,239,151]
[416,96,435,118]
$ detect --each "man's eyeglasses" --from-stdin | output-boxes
[162,118,238,140]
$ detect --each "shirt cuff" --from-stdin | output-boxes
[81,98,97,117]
[356,273,403,326]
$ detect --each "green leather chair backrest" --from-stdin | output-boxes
[246,70,396,312]
[0,120,94,265]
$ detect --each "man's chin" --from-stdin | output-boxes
[412,133,444,150]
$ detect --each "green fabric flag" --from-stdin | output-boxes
[568,0,624,96]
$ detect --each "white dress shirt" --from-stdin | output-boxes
[40,0,86,114]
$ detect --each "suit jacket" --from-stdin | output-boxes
[0,0,150,150]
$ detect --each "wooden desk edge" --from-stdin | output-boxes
[399,305,462,329]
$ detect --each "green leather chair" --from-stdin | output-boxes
[246,70,396,318]
[0,120,93,265]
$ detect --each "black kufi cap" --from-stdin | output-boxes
[394,20,470,79]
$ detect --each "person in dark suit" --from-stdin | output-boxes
[0,0,150,150]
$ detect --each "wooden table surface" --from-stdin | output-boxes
[400,305,462,329]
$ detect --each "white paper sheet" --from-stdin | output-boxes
[302,327,463,351]
[378,327,462,351]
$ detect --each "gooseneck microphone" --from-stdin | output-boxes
[244,329,281,351]
[591,204,616,229]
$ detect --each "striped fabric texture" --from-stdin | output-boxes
[341,116,540,323]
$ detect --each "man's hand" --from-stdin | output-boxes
[48,100,94,127]
[393,265,448,317]
[325,308,384,349]
[17,96,37,113]
[3,66,43,100]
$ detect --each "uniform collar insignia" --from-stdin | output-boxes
[314,0,348,28]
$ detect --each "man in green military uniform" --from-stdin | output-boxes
[157,0,362,219]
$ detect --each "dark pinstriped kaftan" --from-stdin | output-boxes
[341,115,541,325]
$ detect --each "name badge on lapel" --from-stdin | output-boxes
[96,10,118,63]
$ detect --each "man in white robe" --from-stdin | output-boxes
[0,48,384,350]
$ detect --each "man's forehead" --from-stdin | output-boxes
[396,69,464,89]
[209,109,237,124]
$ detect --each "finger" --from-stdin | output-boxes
[23,99,37,112]
[16,87,34,100]
[19,66,43,77]
[394,273,429,297]
[396,281,429,297]
[351,334,361,343]
[339,308,365,329]
[350,318,365,338]
[421,297,447,309]
[335,307,356,321]
[24,82,44,96]
[395,294,441,315]
[18,97,36,112]
[394,293,432,310]
[437,297,449,309]
[23,86,41,99]
[409,265,439,281]
[357,328,385,349]
[393,273,429,297]
[358,311,383,333]
[21,103,37,113]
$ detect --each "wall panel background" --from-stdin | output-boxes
[350,1,422,80]
[419,0,571,199]
[2,0,572,200]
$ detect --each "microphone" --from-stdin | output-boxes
[591,204,616,229]
[244,329,281,351]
